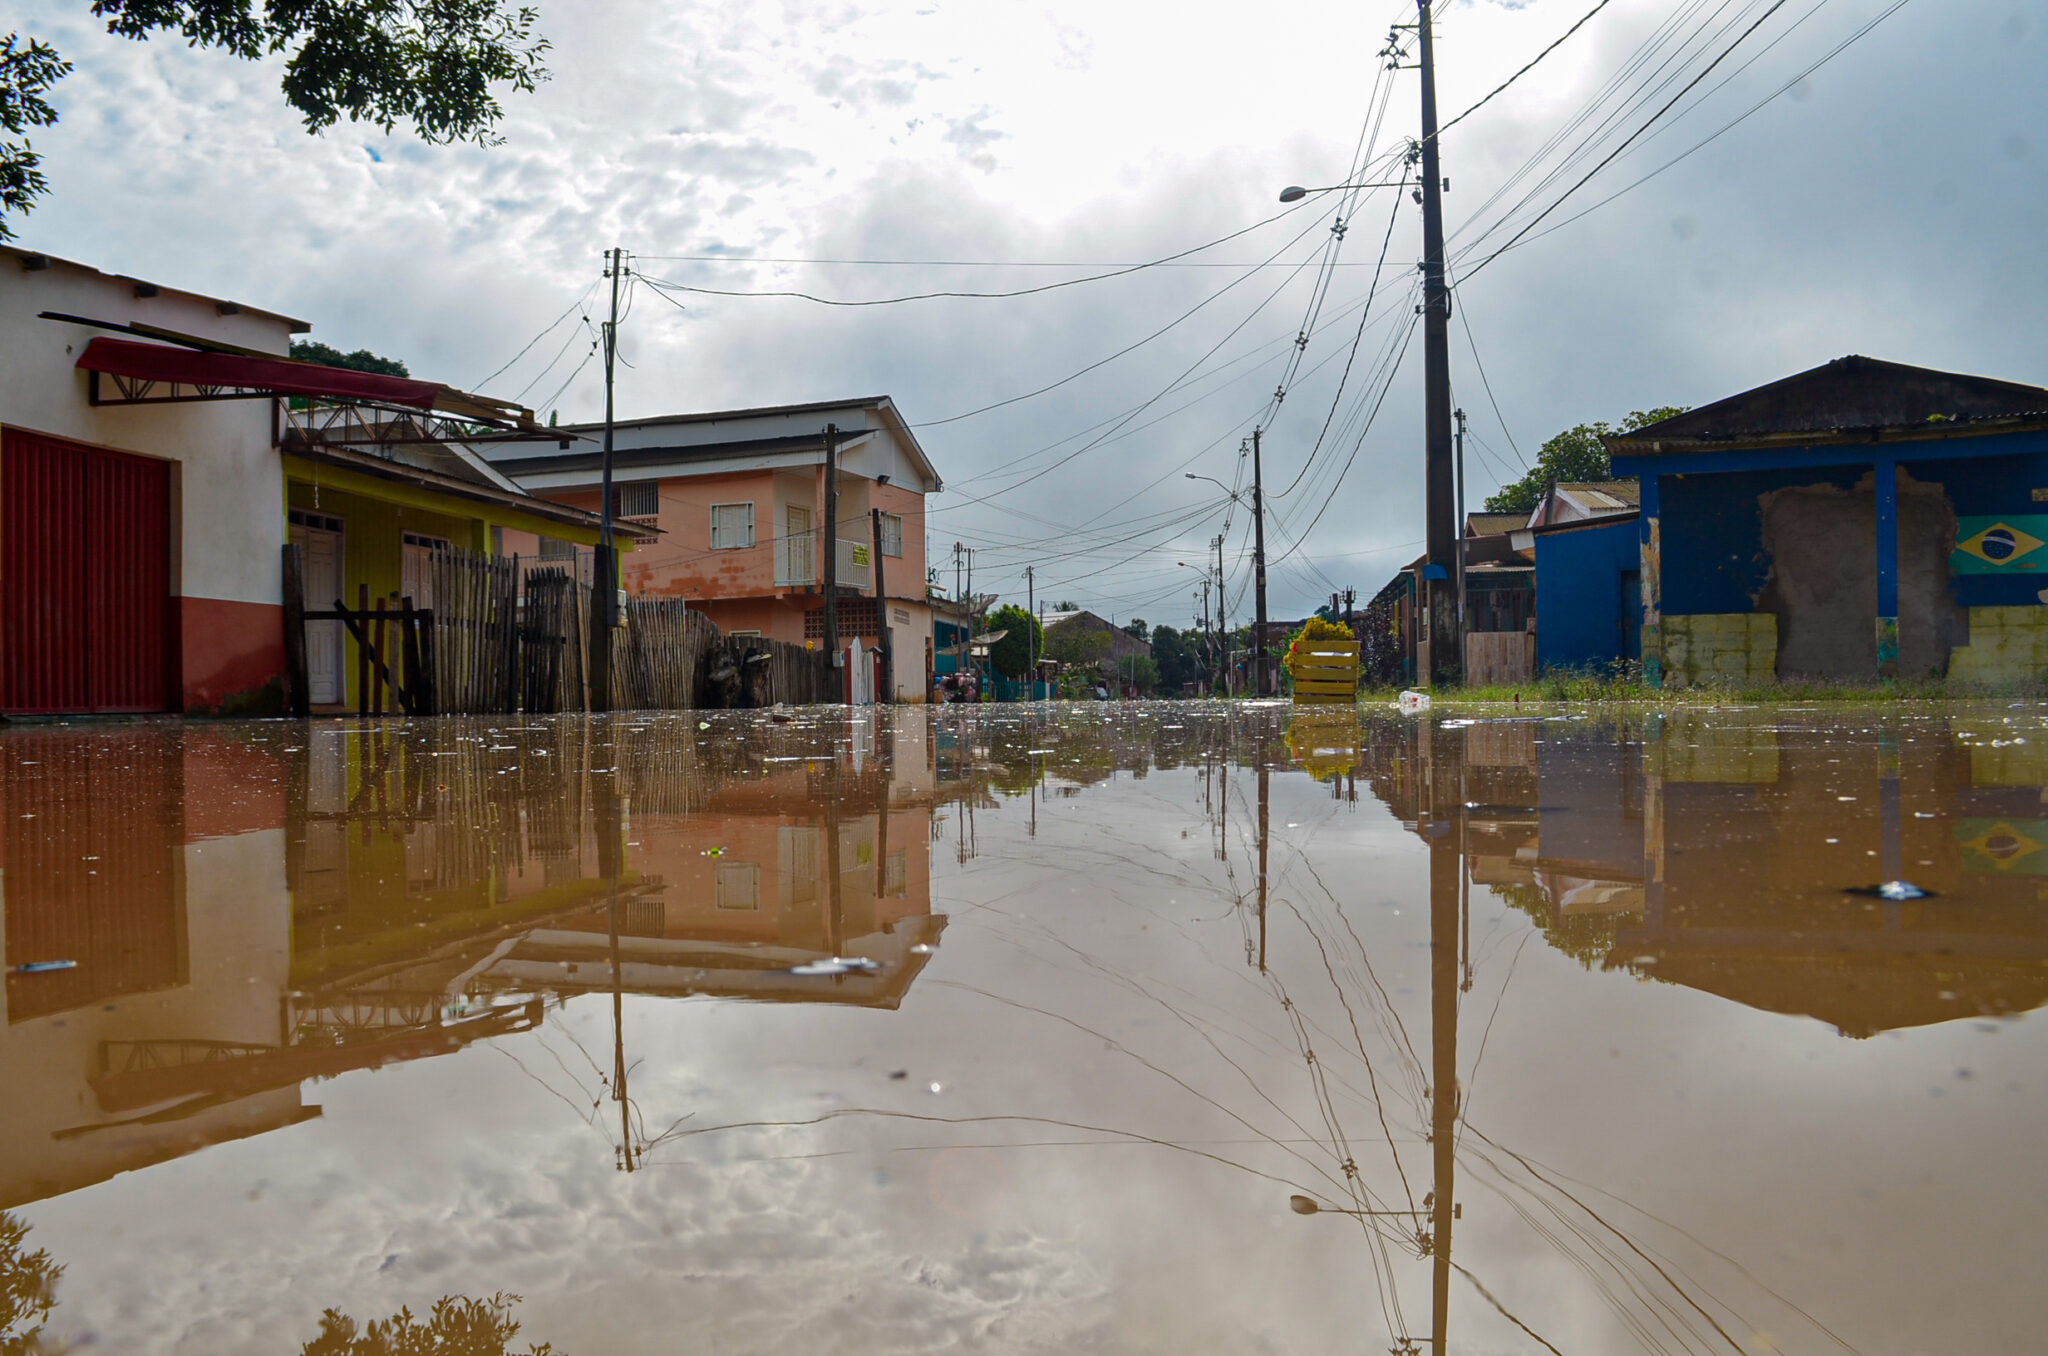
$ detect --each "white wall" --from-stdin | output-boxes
[0,253,296,607]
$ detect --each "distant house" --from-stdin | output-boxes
[1524,480,1640,529]
[484,397,941,702]
[1041,609,1151,681]
[1607,355,2048,686]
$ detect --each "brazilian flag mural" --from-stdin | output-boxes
[1956,819,2048,873]
[1952,518,2048,573]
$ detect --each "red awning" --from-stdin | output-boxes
[77,337,446,409]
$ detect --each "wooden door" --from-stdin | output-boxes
[290,512,344,705]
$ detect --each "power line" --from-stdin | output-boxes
[1458,0,1795,284]
[632,202,1314,307]
[1435,0,1620,142]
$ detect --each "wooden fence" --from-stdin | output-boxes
[428,550,521,715]
[283,544,839,716]
[611,598,720,710]
[1464,631,1534,687]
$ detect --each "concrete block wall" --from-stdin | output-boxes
[1661,613,1778,688]
[1945,606,2048,686]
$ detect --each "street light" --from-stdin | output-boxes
[1288,1194,1459,1219]
[1278,179,1409,203]
[1185,471,1243,504]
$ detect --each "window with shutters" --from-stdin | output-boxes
[879,511,904,557]
[538,536,574,560]
[710,502,755,549]
[715,862,760,910]
[614,481,659,519]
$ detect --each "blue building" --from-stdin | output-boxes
[1606,356,2048,687]
[1532,513,1641,672]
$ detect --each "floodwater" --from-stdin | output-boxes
[2,704,2045,1354]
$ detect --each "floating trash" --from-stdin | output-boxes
[1844,880,1936,900]
[11,959,77,974]
[701,847,725,857]
[787,956,881,976]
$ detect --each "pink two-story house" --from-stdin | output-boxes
[487,396,942,701]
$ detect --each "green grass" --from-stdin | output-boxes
[1350,665,2048,705]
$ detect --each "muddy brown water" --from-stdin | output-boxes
[2,704,2043,1353]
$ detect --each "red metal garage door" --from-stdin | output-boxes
[1,429,171,713]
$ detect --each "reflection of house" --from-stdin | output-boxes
[1609,356,2048,686]
[1364,715,2048,1036]
[1,716,954,1210]
[1,245,632,715]
[484,398,942,702]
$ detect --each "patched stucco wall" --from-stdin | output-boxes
[1757,469,1962,679]
[1662,612,1777,688]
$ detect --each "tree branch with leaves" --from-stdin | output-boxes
[2,1,549,239]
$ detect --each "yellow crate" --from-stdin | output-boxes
[1290,642,1359,704]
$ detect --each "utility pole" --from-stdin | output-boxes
[871,507,892,703]
[1454,408,1468,646]
[1251,428,1271,697]
[1025,564,1036,697]
[953,541,962,604]
[590,246,624,713]
[1215,533,1228,697]
[1417,0,1459,687]
[822,423,840,684]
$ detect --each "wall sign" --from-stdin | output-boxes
[1952,516,2048,573]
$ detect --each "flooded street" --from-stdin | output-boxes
[3,704,2045,1354]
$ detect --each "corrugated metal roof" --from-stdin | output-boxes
[1609,355,2048,453]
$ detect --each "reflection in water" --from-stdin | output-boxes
[302,1291,554,1356]
[0,705,2043,1352]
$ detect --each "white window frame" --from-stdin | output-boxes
[728,629,762,638]
[710,502,755,549]
[879,511,904,558]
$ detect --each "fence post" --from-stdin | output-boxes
[356,584,371,719]
[282,543,310,718]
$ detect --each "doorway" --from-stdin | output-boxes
[290,510,345,705]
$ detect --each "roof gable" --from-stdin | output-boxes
[1612,355,2048,451]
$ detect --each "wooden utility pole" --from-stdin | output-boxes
[1417,1,1459,686]
[590,245,624,713]
[822,423,840,684]
[1215,533,1228,696]
[1025,564,1036,696]
[1251,428,1272,697]
[1454,407,1468,645]
[871,506,893,703]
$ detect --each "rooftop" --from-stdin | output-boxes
[1609,355,2048,453]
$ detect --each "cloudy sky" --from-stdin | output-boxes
[8,0,2042,623]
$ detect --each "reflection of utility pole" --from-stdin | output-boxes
[595,763,634,1172]
[1426,803,1459,1353]
[1256,762,1269,973]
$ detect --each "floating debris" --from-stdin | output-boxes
[787,956,881,977]
[1845,880,1936,900]
[11,960,77,974]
